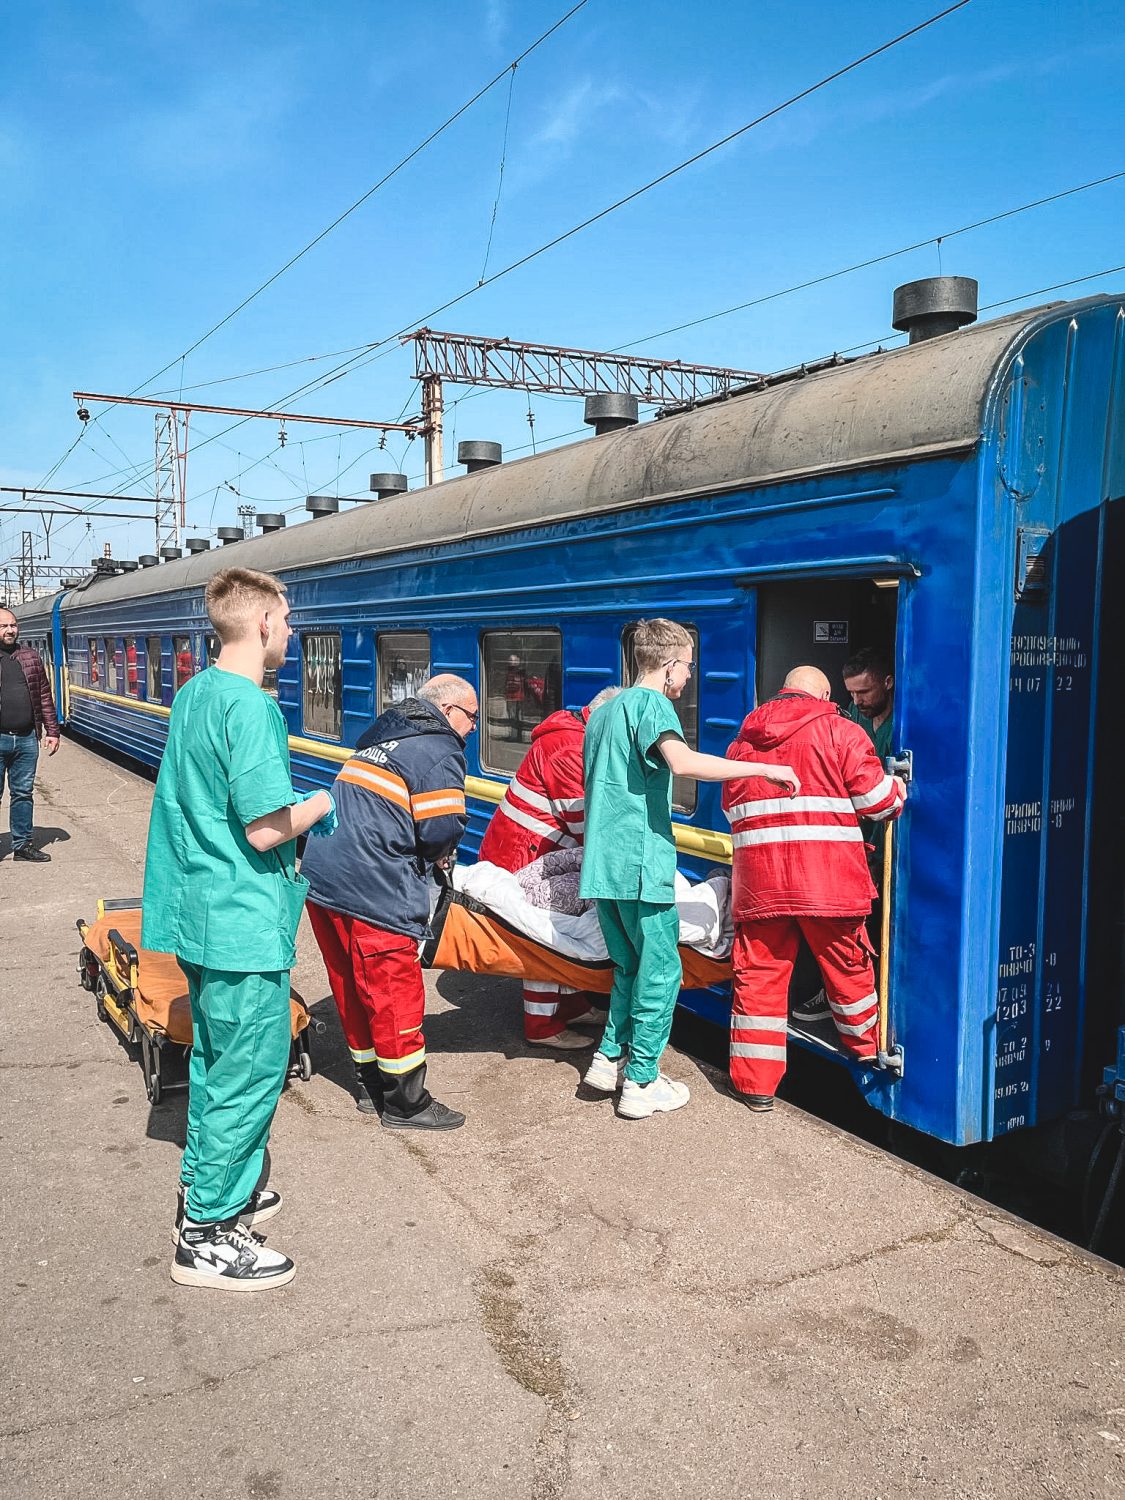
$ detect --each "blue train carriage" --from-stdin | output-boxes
[42,289,1124,1152]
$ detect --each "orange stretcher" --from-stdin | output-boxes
[420,882,733,992]
[76,898,313,1104]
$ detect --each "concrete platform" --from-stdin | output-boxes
[1,737,1123,1500]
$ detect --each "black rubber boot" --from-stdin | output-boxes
[380,1062,465,1131]
[355,1061,384,1116]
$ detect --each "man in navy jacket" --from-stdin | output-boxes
[301,674,477,1130]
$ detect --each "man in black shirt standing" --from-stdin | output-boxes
[0,608,60,862]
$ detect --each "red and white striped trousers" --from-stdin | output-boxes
[730,915,879,1097]
[521,980,598,1041]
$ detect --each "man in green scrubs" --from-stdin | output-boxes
[143,566,335,1292]
[579,619,798,1120]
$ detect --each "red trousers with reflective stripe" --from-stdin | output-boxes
[521,981,596,1042]
[307,902,426,1072]
[730,916,879,1097]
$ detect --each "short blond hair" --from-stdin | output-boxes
[205,567,287,643]
[631,619,692,674]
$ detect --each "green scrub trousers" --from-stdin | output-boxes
[179,964,292,1224]
[595,899,682,1084]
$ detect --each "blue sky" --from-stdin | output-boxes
[1,0,1122,581]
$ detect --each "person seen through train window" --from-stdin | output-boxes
[142,567,337,1293]
[0,607,61,862]
[477,685,622,1051]
[504,653,527,741]
[579,619,799,1120]
[721,665,906,1112]
[300,674,476,1131]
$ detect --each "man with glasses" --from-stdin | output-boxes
[301,674,477,1130]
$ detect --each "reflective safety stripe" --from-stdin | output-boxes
[510,776,553,813]
[726,795,854,823]
[496,798,561,840]
[732,824,864,848]
[833,1016,877,1038]
[829,990,878,1018]
[731,1013,787,1031]
[851,775,895,812]
[865,800,901,823]
[524,1000,560,1016]
[523,979,563,993]
[349,1046,378,1063]
[553,795,584,814]
[339,762,411,811]
[730,1041,788,1060]
[375,1046,427,1074]
[412,788,466,819]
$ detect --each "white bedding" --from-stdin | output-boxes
[452,861,733,962]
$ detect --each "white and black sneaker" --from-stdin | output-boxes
[172,1184,284,1245]
[170,1216,296,1291]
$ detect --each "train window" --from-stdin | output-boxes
[621,622,700,814]
[87,638,99,687]
[377,632,430,713]
[123,637,140,699]
[302,633,342,740]
[173,637,194,694]
[104,638,118,694]
[480,629,562,775]
[206,634,219,667]
[146,638,163,701]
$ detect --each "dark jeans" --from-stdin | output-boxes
[0,732,38,848]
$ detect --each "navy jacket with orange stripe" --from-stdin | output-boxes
[300,697,468,939]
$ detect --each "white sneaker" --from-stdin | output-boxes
[170,1218,296,1292]
[617,1074,690,1119]
[527,1028,595,1051]
[582,1051,623,1092]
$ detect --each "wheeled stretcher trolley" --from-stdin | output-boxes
[76,897,314,1104]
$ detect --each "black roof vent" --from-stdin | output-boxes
[368,472,409,500]
[92,557,115,572]
[159,546,182,562]
[584,393,639,435]
[257,513,286,533]
[62,576,82,587]
[118,559,139,572]
[217,526,244,545]
[306,495,339,519]
[892,276,978,343]
[185,537,210,553]
[457,440,502,472]
[138,554,160,568]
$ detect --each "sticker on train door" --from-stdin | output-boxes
[814,620,849,643]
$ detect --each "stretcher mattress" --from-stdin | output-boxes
[421,862,734,992]
[83,909,309,1044]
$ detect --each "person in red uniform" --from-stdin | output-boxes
[721,665,906,1110]
[478,686,620,1050]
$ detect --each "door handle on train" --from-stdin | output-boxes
[885,749,913,783]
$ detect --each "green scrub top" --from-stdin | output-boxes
[579,686,684,903]
[141,667,306,973]
[844,703,893,867]
[844,702,893,762]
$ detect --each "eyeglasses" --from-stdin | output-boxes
[666,658,695,676]
[447,703,479,727]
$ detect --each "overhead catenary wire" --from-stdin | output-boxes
[113,2,592,411]
[45,0,974,526]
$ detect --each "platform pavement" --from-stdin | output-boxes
[1,737,1123,1500]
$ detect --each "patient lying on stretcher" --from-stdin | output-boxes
[456,851,733,961]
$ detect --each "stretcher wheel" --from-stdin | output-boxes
[297,1049,313,1083]
[77,950,95,993]
[140,1031,162,1105]
[94,974,109,1024]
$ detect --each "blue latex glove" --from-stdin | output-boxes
[301,789,338,837]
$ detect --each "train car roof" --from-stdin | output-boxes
[9,589,64,627]
[58,294,1120,612]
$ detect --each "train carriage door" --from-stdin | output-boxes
[752,574,901,1063]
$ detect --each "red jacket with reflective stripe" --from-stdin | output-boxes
[721,691,904,921]
[478,708,588,871]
